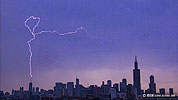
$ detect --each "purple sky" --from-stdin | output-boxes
[1,0,178,94]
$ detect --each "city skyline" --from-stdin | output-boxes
[0,58,177,100]
[1,56,177,95]
[1,0,178,96]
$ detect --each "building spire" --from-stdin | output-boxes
[135,56,137,62]
[134,56,138,69]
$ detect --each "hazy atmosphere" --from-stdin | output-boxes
[1,0,178,94]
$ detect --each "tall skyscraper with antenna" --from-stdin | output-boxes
[133,56,141,95]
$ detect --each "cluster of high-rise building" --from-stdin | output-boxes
[0,57,177,100]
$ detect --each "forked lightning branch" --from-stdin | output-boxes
[24,16,92,81]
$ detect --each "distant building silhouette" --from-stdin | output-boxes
[107,80,112,88]
[109,87,117,99]
[54,82,66,98]
[149,75,156,94]
[28,82,32,93]
[127,84,137,100]
[133,56,141,95]
[20,87,24,92]
[76,78,79,86]
[122,78,127,85]
[0,91,4,99]
[102,81,104,87]
[103,84,110,94]
[67,82,74,96]
[159,88,165,94]
[36,87,39,93]
[75,78,81,97]
[32,87,35,93]
[120,78,127,93]
[113,83,119,93]
[4,92,10,98]
[169,88,173,95]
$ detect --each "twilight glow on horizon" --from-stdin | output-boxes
[1,0,178,94]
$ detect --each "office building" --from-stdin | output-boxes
[67,82,74,96]
[149,75,156,94]
[159,88,165,94]
[169,88,173,95]
[133,56,141,95]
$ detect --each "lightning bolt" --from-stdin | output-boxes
[25,16,40,81]
[24,16,97,82]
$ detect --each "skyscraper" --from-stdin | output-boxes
[127,84,137,100]
[28,82,32,92]
[102,81,104,87]
[67,82,74,96]
[20,87,24,92]
[54,82,65,97]
[133,56,141,95]
[0,91,4,98]
[75,78,81,97]
[76,78,79,86]
[169,88,173,95]
[149,75,156,94]
[113,83,119,93]
[107,80,112,88]
[109,88,117,99]
[122,78,127,85]
[120,78,127,93]
[36,87,39,93]
[159,88,165,94]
